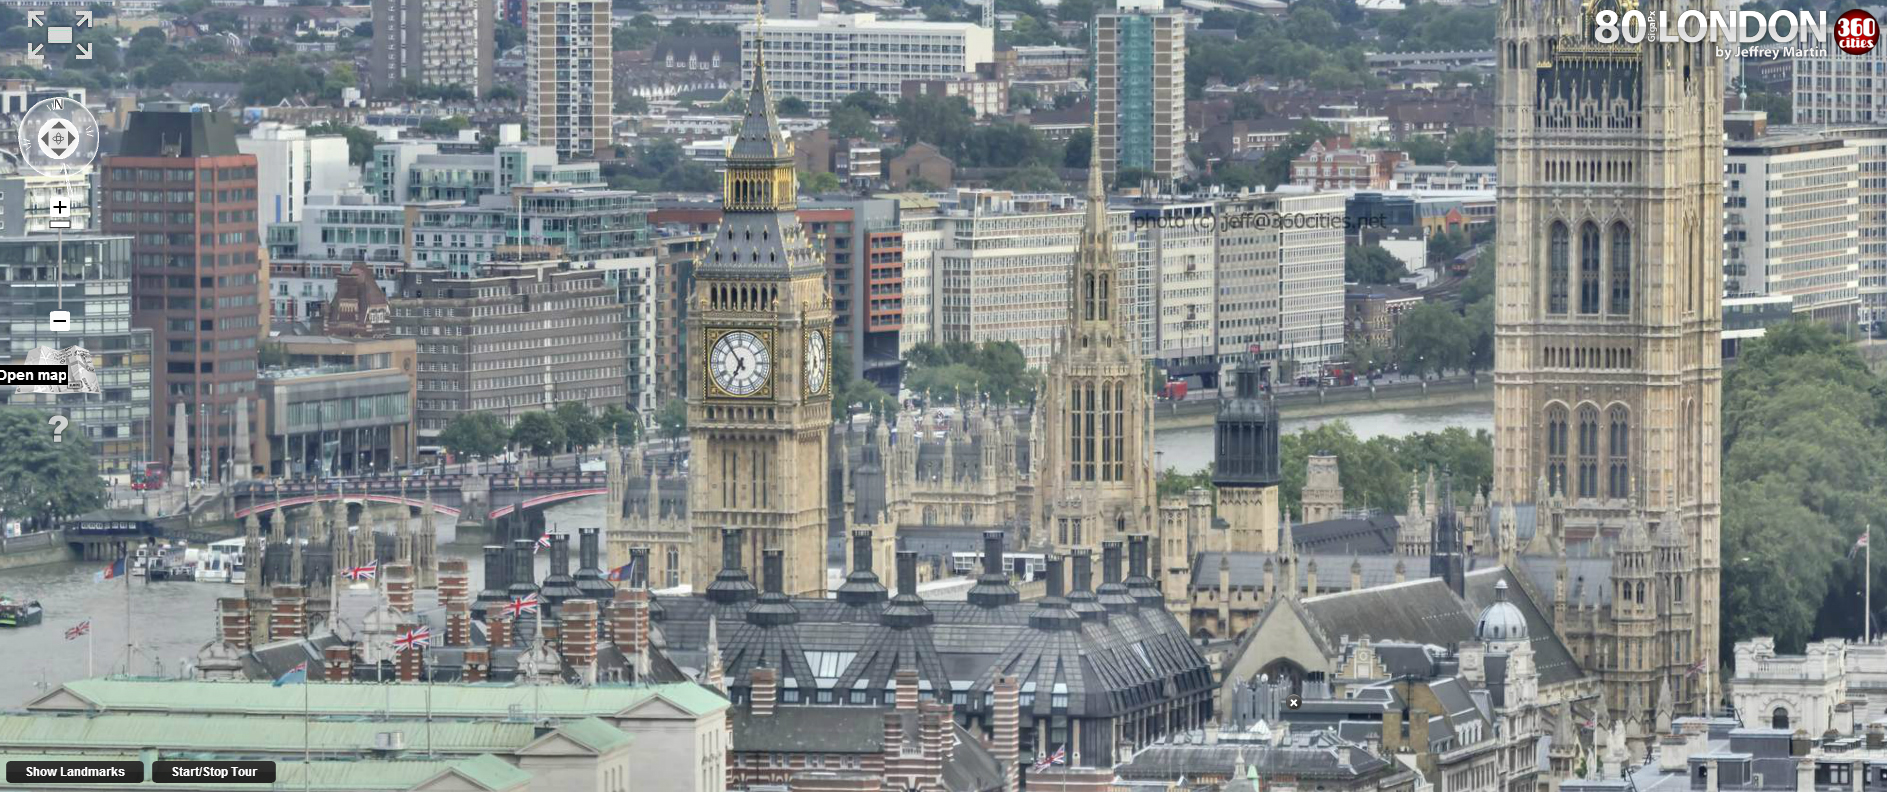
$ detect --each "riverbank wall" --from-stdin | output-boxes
[0,531,75,571]
[1151,376,1495,431]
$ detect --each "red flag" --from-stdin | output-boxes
[344,560,378,581]
[394,626,431,652]
[505,593,540,617]
[64,621,89,641]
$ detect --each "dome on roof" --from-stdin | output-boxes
[1476,580,1528,643]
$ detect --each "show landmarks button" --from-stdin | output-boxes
[6,760,146,784]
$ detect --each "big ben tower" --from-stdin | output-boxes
[1036,118,1157,555]
[687,33,835,596]
[1494,0,1723,715]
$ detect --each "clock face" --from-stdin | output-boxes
[18,98,99,178]
[804,329,828,396]
[709,330,772,397]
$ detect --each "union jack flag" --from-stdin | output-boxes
[535,531,552,553]
[394,626,431,652]
[505,593,540,617]
[1686,658,1708,678]
[344,560,378,581]
[1031,745,1066,773]
[1853,532,1871,560]
[64,620,89,641]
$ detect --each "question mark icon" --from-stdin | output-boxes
[47,415,68,443]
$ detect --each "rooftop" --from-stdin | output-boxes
[28,679,728,720]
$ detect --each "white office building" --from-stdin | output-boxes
[1830,125,1887,325]
[238,123,354,236]
[1130,200,1216,366]
[1213,191,1345,380]
[739,14,993,115]
[892,194,945,355]
[1724,125,1862,325]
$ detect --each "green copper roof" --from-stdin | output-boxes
[35,679,728,720]
[546,717,635,753]
[0,755,518,791]
[0,714,537,755]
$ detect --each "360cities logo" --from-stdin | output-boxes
[1837,9,1879,55]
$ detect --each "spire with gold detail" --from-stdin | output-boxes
[702,8,820,278]
[1070,103,1117,332]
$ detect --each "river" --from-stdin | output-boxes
[1152,402,1495,473]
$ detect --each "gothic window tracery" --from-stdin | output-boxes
[1611,222,1632,314]
[1607,405,1629,499]
[1546,404,1569,496]
[1577,404,1599,498]
[1580,222,1601,314]
[1549,223,1570,314]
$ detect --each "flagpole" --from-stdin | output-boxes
[87,622,94,678]
[1867,523,1872,644]
[122,556,131,675]
[303,670,310,792]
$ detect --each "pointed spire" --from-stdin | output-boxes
[731,4,791,164]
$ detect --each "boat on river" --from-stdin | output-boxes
[0,598,43,627]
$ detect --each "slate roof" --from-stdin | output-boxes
[1291,514,1401,555]
[1116,732,1399,781]
[654,582,1212,723]
[1191,552,1411,590]
[730,705,897,753]
[1229,565,1586,688]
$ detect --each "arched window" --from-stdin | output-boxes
[1577,405,1599,498]
[1772,708,1790,730]
[1548,223,1570,314]
[1580,222,1601,314]
[1112,383,1126,481]
[1610,222,1632,313]
[1607,406,1630,499]
[1546,405,1569,496]
[1084,274,1097,321]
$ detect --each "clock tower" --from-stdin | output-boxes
[686,39,835,596]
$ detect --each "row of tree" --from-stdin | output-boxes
[437,402,684,461]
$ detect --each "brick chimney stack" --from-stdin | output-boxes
[896,668,920,712]
[560,599,599,684]
[219,597,251,651]
[385,563,415,613]
[269,585,306,641]
[323,645,351,681]
[394,623,422,682]
[438,558,470,608]
[488,609,513,649]
[463,647,490,683]
[993,675,1020,792]
[445,601,471,647]
[751,667,778,717]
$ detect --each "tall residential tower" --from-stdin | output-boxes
[526,0,611,160]
[1092,0,1186,183]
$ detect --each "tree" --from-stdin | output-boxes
[1056,0,1097,21]
[994,164,1064,192]
[492,85,521,103]
[0,407,107,531]
[1428,228,1470,265]
[308,123,378,166]
[1460,246,1495,306]
[1256,121,1336,190]
[439,412,508,460]
[836,90,892,117]
[1345,244,1407,285]
[1394,302,1469,378]
[1343,343,1391,380]
[1158,465,1215,498]
[1278,421,1408,518]
[777,96,810,116]
[827,105,878,140]
[655,399,688,442]
[1464,297,1494,375]
[417,115,470,137]
[904,341,1042,404]
[1063,129,1092,169]
[240,59,318,104]
[129,27,167,61]
[509,411,566,457]
[553,402,601,451]
[799,170,841,194]
[599,405,641,446]
[895,93,975,156]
